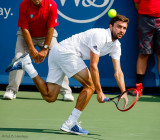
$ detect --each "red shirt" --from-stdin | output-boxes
[18,0,59,37]
[134,0,160,17]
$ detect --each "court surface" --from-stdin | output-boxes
[0,91,160,140]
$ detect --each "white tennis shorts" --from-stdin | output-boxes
[46,44,87,86]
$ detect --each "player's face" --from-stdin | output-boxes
[109,21,128,41]
[32,0,42,6]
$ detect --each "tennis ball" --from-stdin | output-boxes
[108,9,117,18]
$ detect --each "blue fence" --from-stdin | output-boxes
[0,0,159,87]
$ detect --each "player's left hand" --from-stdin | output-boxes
[121,92,128,109]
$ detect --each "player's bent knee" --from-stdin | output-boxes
[91,85,95,92]
[85,84,95,94]
[89,82,95,92]
[45,97,57,103]
[44,94,58,103]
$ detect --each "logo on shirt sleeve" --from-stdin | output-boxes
[93,46,98,50]
[55,18,58,23]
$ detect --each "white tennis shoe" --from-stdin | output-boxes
[63,93,74,101]
[3,89,16,100]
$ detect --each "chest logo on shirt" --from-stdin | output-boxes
[30,14,34,18]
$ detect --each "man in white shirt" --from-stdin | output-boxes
[6,14,129,135]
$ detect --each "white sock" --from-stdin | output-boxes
[67,108,82,123]
[24,63,38,79]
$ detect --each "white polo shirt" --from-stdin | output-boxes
[47,28,122,84]
[59,28,121,60]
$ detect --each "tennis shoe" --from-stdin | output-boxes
[60,120,89,135]
[5,53,31,72]
[63,93,74,101]
[3,89,16,100]
[135,83,143,96]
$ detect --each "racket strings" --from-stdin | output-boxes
[116,90,138,111]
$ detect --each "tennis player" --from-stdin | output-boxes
[6,14,129,135]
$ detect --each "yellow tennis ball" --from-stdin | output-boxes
[108,9,117,18]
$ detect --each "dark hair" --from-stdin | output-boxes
[109,14,129,26]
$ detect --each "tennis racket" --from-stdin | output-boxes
[104,88,139,112]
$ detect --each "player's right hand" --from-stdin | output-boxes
[97,92,106,103]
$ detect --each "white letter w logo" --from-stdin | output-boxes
[60,0,80,6]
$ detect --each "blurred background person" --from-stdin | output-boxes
[3,0,74,101]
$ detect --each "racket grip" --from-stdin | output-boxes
[104,98,110,102]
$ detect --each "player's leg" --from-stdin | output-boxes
[61,68,95,135]
[6,53,61,102]
[32,76,61,102]
[50,35,74,101]
[73,68,95,111]
[38,32,74,101]
[4,31,28,100]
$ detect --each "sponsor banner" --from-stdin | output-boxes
[0,0,159,87]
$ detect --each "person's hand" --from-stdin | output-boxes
[35,49,48,64]
[97,92,106,103]
[30,49,38,63]
[121,92,128,109]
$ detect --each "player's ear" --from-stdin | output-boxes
[109,24,112,30]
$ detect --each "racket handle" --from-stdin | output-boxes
[104,98,110,102]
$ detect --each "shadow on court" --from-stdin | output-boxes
[138,96,160,102]
[0,128,103,140]
[0,95,72,102]
[0,95,43,101]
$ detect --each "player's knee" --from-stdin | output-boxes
[44,94,57,103]
[46,97,57,103]
[90,84,95,93]
[84,84,95,94]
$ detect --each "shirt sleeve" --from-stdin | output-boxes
[18,2,29,29]
[47,1,59,28]
[109,45,121,60]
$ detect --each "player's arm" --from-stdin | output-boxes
[21,28,38,63]
[90,50,106,103]
[36,27,55,64]
[112,59,126,93]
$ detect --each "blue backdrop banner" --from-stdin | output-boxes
[0,0,159,87]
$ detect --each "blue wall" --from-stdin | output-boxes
[0,0,159,87]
